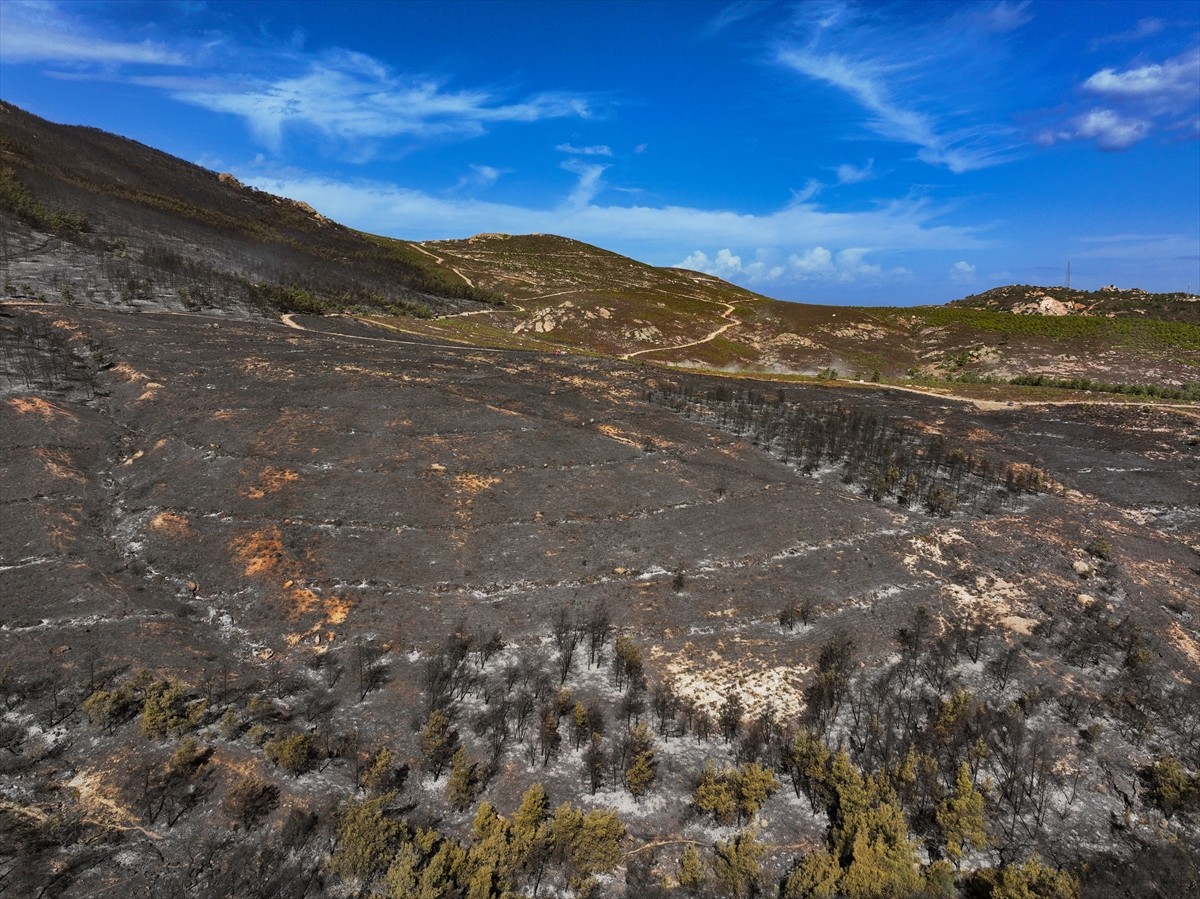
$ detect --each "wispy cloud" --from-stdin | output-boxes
[0,1,186,66]
[151,50,593,152]
[704,1,770,37]
[556,143,613,156]
[1089,18,1164,52]
[775,2,1025,173]
[968,1,1033,34]
[561,159,609,208]
[835,158,875,184]
[1,2,594,158]
[451,164,506,193]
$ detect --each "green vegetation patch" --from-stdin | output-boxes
[913,306,1200,351]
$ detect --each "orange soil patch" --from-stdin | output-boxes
[242,465,300,500]
[148,511,193,539]
[596,423,654,449]
[285,598,352,646]
[48,506,81,552]
[1169,622,1200,672]
[111,361,149,382]
[450,473,501,545]
[228,527,351,627]
[36,447,84,483]
[453,473,501,496]
[229,526,298,580]
[7,396,78,420]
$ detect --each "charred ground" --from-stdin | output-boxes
[1,302,1198,898]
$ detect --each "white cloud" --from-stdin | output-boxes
[949,260,977,282]
[556,143,613,156]
[1083,49,1200,113]
[1042,49,1200,150]
[1073,109,1151,150]
[679,244,906,286]
[0,2,186,65]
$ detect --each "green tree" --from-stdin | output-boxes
[712,829,768,899]
[381,841,422,898]
[419,708,458,780]
[264,732,313,776]
[549,802,625,888]
[223,776,279,829]
[783,849,842,899]
[694,761,738,825]
[677,843,707,896]
[448,746,479,811]
[362,745,396,794]
[786,729,832,813]
[510,783,553,892]
[937,763,988,866]
[1143,755,1200,819]
[966,856,1080,899]
[736,761,780,824]
[624,723,657,799]
[140,680,204,739]
[329,793,401,882]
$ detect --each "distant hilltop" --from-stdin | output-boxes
[949,284,1200,324]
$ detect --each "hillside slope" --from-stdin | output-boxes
[1,100,1197,393]
[391,234,1200,392]
[0,101,501,316]
[950,283,1200,323]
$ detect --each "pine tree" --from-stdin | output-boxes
[783,849,842,899]
[447,747,478,811]
[419,708,458,780]
[677,844,707,896]
[713,829,768,899]
[736,761,780,824]
[329,793,401,882]
[624,723,657,799]
[694,760,737,825]
[937,762,988,866]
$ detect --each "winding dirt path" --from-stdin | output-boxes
[409,242,476,288]
[622,299,740,360]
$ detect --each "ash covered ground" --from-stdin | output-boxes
[2,303,1198,898]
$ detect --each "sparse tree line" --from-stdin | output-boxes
[931,371,1200,403]
[650,383,1047,517]
[1,578,1197,898]
[0,314,107,396]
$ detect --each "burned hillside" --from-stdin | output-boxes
[1,302,1198,898]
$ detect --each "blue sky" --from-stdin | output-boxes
[2,0,1198,305]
